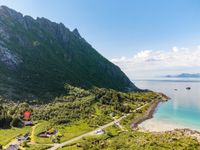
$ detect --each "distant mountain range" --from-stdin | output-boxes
[165,73,200,78]
[0,6,138,101]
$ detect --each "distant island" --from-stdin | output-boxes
[165,73,200,78]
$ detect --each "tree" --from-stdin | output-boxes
[10,117,21,127]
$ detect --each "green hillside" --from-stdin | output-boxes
[0,6,138,101]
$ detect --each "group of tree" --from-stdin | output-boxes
[0,98,32,128]
[0,84,159,129]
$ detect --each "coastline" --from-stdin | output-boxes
[131,93,169,128]
[133,93,200,142]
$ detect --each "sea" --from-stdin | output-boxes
[134,78,200,131]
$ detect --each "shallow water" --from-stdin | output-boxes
[134,79,200,131]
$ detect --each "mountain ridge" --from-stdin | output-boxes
[0,5,138,101]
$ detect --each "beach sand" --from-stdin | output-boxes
[139,118,186,132]
[139,118,200,142]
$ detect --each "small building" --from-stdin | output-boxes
[22,121,33,126]
[5,144,18,150]
[17,133,29,142]
[38,132,52,138]
[38,129,58,138]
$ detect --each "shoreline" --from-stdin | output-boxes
[131,93,169,128]
[132,93,200,142]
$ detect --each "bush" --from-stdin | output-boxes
[10,117,22,127]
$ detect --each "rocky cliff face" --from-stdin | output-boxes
[0,6,138,101]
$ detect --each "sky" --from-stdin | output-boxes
[1,0,200,79]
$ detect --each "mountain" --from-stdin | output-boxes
[165,73,200,78]
[0,6,138,101]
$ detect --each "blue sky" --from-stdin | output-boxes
[1,0,200,78]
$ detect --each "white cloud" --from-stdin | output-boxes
[172,46,179,52]
[111,46,200,79]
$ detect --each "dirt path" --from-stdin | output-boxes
[29,123,41,144]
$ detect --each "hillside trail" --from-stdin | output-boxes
[29,123,41,144]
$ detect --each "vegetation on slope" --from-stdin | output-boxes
[66,127,200,150]
[0,6,137,101]
[0,84,157,129]
[0,84,159,146]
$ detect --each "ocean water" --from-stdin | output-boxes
[134,79,200,131]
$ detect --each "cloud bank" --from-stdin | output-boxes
[111,46,200,79]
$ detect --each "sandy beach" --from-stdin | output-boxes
[135,95,200,142]
[139,119,200,142]
[139,118,187,132]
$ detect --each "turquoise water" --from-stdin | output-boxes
[134,79,200,131]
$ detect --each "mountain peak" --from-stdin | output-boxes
[0,5,23,17]
[73,28,81,38]
[0,5,9,10]
[0,5,25,27]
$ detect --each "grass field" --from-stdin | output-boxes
[0,126,31,146]
[33,121,53,144]
[58,120,94,142]
[33,120,93,144]
[24,144,52,150]
[58,145,82,150]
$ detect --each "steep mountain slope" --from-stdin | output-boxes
[0,6,138,101]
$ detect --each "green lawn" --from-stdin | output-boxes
[58,139,84,150]
[33,120,93,144]
[25,144,52,150]
[34,121,53,144]
[0,126,31,146]
[104,125,122,137]
[58,120,94,142]
[59,145,82,150]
